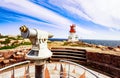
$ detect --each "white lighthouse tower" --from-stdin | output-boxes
[68,24,79,42]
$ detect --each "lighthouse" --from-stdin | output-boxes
[68,24,79,42]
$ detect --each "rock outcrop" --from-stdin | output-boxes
[0,46,31,68]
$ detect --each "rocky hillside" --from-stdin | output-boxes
[48,41,120,56]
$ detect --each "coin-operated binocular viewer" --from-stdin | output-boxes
[20,25,53,78]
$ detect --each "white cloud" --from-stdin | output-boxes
[62,5,91,21]
[78,0,120,29]
[0,0,72,26]
[76,25,96,35]
[49,0,120,29]
[4,0,120,40]
[0,0,95,37]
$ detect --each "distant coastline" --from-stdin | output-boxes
[49,38,120,47]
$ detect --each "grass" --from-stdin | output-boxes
[1,39,10,44]
[0,42,31,50]
[0,36,8,38]
[0,35,31,50]
[63,41,83,46]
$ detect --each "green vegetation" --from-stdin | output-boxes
[63,41,89,47]
[0,35,8,38]
[0,42,31,50]
[16,35,23,40]
[1,39,10,44]
[0,44,19,50]
[0,35,31,50]
[8,37,16,40]
[21,42,31,45]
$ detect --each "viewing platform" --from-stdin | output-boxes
[0,47,112,78]
[0,60,110,78]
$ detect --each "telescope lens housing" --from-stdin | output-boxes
[20,25,28,33]
[21,29,37,38]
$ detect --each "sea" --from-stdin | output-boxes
[49,38,120,47]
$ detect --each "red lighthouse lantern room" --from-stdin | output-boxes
[69,24,76,33]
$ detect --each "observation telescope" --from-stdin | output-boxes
[20,25,53,78]
[20,25,53,60]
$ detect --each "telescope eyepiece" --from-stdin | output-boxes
[20,25,28,33]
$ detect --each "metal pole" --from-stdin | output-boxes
[68,64,70,78]
[35,65,44,78]
[60,64,63,78]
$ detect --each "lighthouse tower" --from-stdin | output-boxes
[68,24,79,42]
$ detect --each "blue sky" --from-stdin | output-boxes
[1,0,120,40]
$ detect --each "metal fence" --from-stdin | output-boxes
[60,60,99,78]
[0,60,108,78]
[0,61,31,78]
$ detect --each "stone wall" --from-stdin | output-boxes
[86,52,120,77]
[1,46,120,77]
[0,46,31,68]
